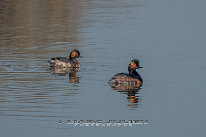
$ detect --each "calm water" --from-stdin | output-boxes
[0,0,206,136]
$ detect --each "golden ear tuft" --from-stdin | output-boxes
[71,52,77,58]
[129,61,137,69]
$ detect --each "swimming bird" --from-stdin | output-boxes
[48,49,81,68]
[109,59,143,87]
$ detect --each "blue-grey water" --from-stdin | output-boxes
[0,0,206,136]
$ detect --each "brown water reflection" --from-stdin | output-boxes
[0,0,206,136]
[0,0,149,120]
[110,83,141,108]
[0,0,85,55]
[50,68,79,83]
[0,0,85,119]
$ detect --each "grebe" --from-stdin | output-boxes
[48,49,81,68]
[109,59,143,87]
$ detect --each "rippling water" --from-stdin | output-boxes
[0,0,206,136]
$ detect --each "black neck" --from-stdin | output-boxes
[69,56,76,60]
[129,69,143,83]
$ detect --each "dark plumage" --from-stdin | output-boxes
[48,49,81,68]
[109,59,143,87]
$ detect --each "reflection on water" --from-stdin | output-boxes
[0,0,145,119]
[0,0,148,121]
[0,0,84,119]
[1,0,206,136]
[50,68,79,83]
[0,0,85,56]
[110,83,141,108]
[68,69,79,83]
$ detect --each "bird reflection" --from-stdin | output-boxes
[50,68,79,83]
[110,83,141,108]
[68,69,79,83]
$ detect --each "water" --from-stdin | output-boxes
[0,0,206,136]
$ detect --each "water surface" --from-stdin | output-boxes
[0,0,206,136]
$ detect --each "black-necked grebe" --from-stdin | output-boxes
[109,59,143,87]
[48,49,81,68]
